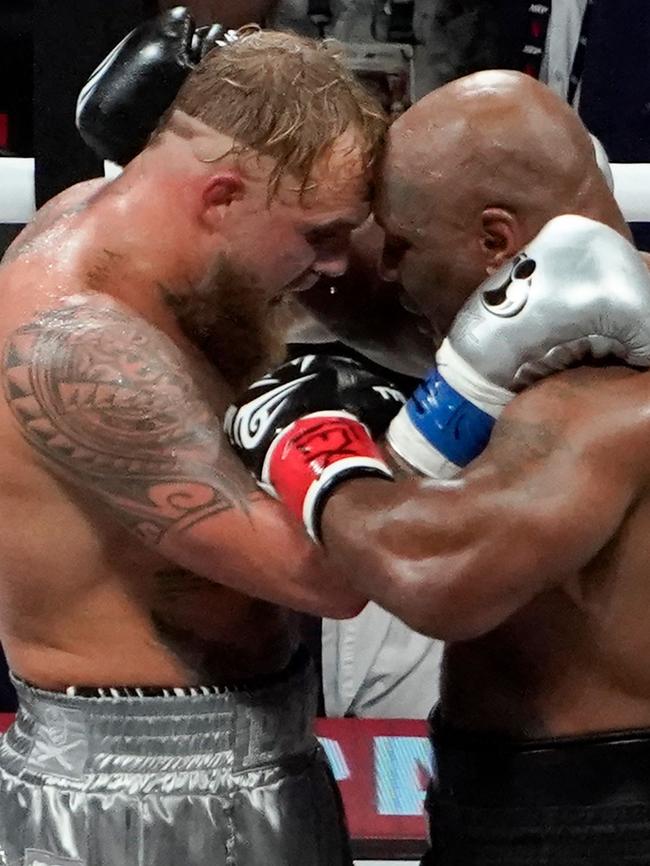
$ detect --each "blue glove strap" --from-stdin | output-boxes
[406,369,496,467]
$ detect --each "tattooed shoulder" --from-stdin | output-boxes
[1,298,247,543]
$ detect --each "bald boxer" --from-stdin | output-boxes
[0,28,396,866]
[229,72,650,864]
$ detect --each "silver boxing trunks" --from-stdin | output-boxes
[0,649,352,866]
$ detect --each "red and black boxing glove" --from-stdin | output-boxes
[225,354,406,540]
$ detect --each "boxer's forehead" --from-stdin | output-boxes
[374,163,422,239]
[374,116,441,236]
[284,129,372,218]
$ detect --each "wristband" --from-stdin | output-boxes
[264,411,393,540]
[387,340,513,478]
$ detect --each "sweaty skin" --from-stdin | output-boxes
[295,71,650,374]
[324,367,650,737]
[318,72,650,739]
[375,71,633,333]
[0,120,370,691]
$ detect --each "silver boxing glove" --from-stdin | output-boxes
[388,213,650,477]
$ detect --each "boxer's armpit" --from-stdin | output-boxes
[1,301,253,544]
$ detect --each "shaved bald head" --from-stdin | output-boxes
[376,70,629,334]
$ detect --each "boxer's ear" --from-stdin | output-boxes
[479,208,524,274]
[200,171,245,227]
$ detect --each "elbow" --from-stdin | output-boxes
[316,560,369,619]
[325,595,368,620]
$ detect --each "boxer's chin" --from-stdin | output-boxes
[215,308,287,393]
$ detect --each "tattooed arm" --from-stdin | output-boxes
[320,372,644,639]
[1,297,364,618]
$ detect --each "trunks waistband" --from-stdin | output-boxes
[60,643,310,697]
[430,708,650,808]
[3,646,318,780]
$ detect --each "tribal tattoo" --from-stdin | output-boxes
[1,300,246,544]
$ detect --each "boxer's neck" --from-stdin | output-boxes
[72,165,219,324]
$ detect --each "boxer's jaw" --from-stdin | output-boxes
[192,128,371,306]
[160,131,371,389]
[162,253,287,393]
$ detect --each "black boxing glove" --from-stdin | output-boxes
[76,7,239,165]
[225,354,406,540]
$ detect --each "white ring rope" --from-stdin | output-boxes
[0,159,649,225]
[0,159,121,225]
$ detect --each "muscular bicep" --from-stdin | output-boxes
[1,298,362,616]
[2,299,252,532]
[478,381,636,562]
[323,372,641,637]
[417,376,641,635]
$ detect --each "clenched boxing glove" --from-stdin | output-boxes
[76,7,240,165]
[388,213,650,478]
[225,354,406,540]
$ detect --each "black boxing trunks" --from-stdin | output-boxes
[0,647,352,866]
[423,708,650,866]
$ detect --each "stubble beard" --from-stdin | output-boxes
[164,254,289,394]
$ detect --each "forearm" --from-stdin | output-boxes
[321,477,466,636]
[160,494,366,619]
[320,475,546,640]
